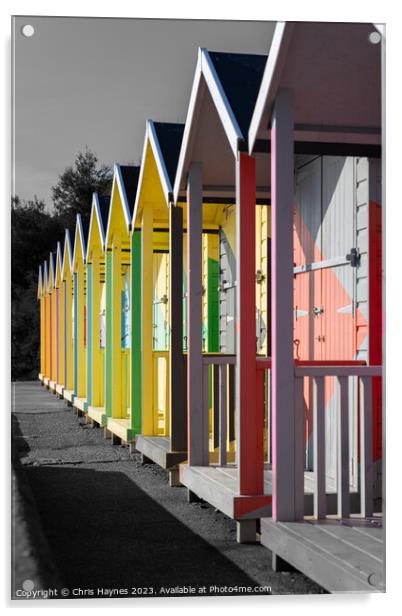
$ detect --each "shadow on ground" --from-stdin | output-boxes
[25,464,267,596]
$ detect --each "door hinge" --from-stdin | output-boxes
[346,247,361,267]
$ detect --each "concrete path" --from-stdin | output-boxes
[12,381,325,599]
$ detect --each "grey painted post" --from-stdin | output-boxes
[337,376,350,518]
[294,376,305,519]
[271,88,296,521]
[169,205,186,452]
[360,376,373,517]
[187,163,207,465]
[313,376,326,518]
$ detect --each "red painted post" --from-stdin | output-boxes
[236,152,263,495]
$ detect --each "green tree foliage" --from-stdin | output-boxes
[51,147,112,228]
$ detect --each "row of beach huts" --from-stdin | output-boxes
[37,21,384,593]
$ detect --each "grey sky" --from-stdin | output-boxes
[13,16,275,208]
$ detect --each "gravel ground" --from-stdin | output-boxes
[11,381,325,600]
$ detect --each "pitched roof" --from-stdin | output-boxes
[98,195,110,233]
[208,51,267,138]
[119,166,140,219]
[152,122,184,187]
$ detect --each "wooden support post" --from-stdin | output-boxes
[86,263,93,406]
[111,234,122,418]
[360,376,373,517]
[236,152,262,495]
[58,283,65,388]
[131,231,142,435]
[219,364,227,466]
[236,520,257,544]
[91,251,102,406]
[313,376,326,518]
[141,206,154,435]
[337,376,350,518]
[169,205,186,452]
[64,277,73,391]
[271,88,295,520]
[187,162,208,465]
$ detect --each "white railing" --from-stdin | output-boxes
[294,365,382,519]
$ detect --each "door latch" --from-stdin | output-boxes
[313,306,324,316]
[346,247,361,267]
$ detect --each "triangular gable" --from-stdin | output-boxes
[55,242,63,288]
[132,120,184,227]
[37,265,43,299]
[173,47,267,202]
[72,214,87,270]
[86,193,110,259]
[105,164,140,247]
[62,229,74,280]
[248,21,382,151]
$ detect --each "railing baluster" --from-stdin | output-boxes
[313,376,326,518]
[360,376,373,517]
[203,364,210,463]
[337,375,350,518]
[294,375,305,519]
[219,364,227,466]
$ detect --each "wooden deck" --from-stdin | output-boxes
[261,517,384,593]
[73,396,88,413]
[55,383,64,397]
[135,435,187,470]
[63,389,75,404]
[87,406,107,427]
[106,418,135,443]
[179,464,362,521]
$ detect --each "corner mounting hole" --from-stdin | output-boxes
[369,31,381,45]
[21,24,35,38]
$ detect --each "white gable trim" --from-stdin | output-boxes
[248,22,293,153]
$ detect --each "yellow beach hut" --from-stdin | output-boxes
[86,193,110,427]
[104,165,140,444]
[72,214,89,414]
[62,229,75,404]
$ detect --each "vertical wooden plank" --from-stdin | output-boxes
[203,364,210,462]
[73,273,78,395]
[131,230,142,435]
[213,365,219,449]
[91,251,101,406]
[313,376,326,518]
[111,233,122,418]
[86,263,93,405]
[360,376,373,517]
[64,277,73,390]
[236,152,262,495]
[271,88,295,520]
[76,263,86,398]
[219,364,227,466]
[141,206,154,435]
[59,281,65,387]
[104,251,113,416]
[169,205,186,452]
[187,162,207,465]
[337,375,350,518]
[294,375,305,519]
